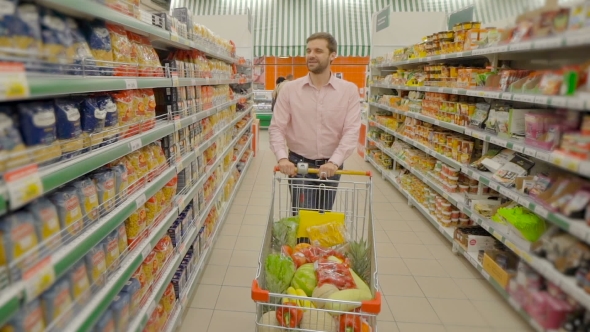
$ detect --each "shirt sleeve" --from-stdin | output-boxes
[268,83,291,161]
[329,85,361,166]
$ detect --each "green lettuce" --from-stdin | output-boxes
[272,216,299,249]
[265,253,296,294]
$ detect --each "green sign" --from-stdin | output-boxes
[376,7,390,32]
[448,6,474,30]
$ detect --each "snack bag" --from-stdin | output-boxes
[111,90,136,138]
[106,23,132,76]
[49,186,84,238]
[28,198,62,251]
[96,94,119,146]
[307,222,347,248]
[71,177,99,226]
[82,20,114,76]
[85,244,107,286]
[91,170,116,214]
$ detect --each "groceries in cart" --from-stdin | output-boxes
[261,211,374,331]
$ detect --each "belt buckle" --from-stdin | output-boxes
[314,159,325,167]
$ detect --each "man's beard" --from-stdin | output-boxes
[307,58,328,74]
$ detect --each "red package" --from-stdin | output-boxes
[315,258,356,290]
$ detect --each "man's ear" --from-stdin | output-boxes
[330,52,337,62]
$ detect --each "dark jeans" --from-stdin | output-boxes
[287,152,342,216]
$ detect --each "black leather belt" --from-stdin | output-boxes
[289,151,329,166]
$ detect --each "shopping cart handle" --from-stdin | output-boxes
[273,165,372,177]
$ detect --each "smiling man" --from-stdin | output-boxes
[269,32,361,214]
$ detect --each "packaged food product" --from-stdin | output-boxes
[39,6,74,73]
[91,170,116,214]
[120,277,141,314]
[142,89,156,130]
[160,282,176,314]
[94,309,115,332]
[17,102,61,164]
[306,222,347,248]
[69,260,91,303]
[128,150,148,180]
[163,176,178,203]
[28,198,61,251]
[82,20,113,76]
[116,223,127,256]
[72,177,99,226]
[131,265,147,298]
[49,186,83,238]
[85,244,107,286]
[112,163,128,199]
[114,156,136,193]
[143,251,156,286]
[134,89,146,122]
[142,147,158,179]
[0,211,39,269]
[149,142,167,167]
[0,299,45,332]
[110,292,130,332]
[40,277,73,324]
[125,205,146,246]
[5,2,42,54]
[153,235,173,275]
[154,303,166,330]
[0,108,30,173]
[101,229,120,273]
[79,97,107,148]
[111,90,136,138]
[106,23,132,76]
[65,17,97,76]
[145,195,159,225]
[96,94,119,146]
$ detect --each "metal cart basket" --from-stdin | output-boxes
[251,165,382,331]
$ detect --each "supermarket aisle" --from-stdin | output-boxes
[178,131,532,332]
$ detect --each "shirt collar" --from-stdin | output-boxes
[303,72,339,90]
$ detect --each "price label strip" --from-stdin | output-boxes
[5,164,44,209]
[0,62,30,100]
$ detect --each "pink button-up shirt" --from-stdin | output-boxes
[269,73,361,167]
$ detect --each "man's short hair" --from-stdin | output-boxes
[306,32,337,54]
[286,74,294,80]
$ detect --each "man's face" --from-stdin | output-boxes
[306,39,335,74]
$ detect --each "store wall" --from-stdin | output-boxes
[262,56,369,92]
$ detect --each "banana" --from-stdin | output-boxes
[295,288,315,308]
[282,287,298,304]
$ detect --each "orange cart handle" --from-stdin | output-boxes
[273,165,372,177]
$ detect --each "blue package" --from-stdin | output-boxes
[54,99,82,140]
[120,277,141,314]
[82,21,113,76]
[109,292,130,332]
[17,101,56,146]
[65,17,97,76]
[40,277,73,325]
[79,97,106,134]
[94,309,115,332]
[96,94,118,146]
[2,298,46,331]
[39,6,72,74]
[4,1,42,57]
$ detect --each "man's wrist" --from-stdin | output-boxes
[328,160,339,168]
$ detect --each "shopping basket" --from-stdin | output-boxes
[251,164,382,331]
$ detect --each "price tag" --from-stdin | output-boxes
[191,78,197,86]
[440,54,447,59]
[509,42,532,51]
[535,151,550,162]
[451,89,459,94]
[174,119,182,131]
[434,120,440,126]
[128,139,142,152]
[501,93,513,101]
[23,257,55,299]
[534,205,549,219]
[437,88,444,93]
[533,96,549,105]
[580,161,590,178]
[172,75,180,87]
[463,128,472,136]
[141,245,152,259]
[466,90,478,97]
[124,79,138,89]
[567,98,585,110]
[481,270,490,280]
[523,147,537,158]
[550,96,568,108]
[511,144,525,153]
[489,136,505,147]
[135,193,147,207]
[5,164,43,209]
[0,62,30,100]
[496,45,509,52]
[483,91,500,99]
[171,33,180,42]
[472,49,486,55]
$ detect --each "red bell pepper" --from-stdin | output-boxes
[281,245,293,257]
[276,302,303,328]
[339,312,372,332]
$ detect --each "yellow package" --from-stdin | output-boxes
[307,222,347,248]
[101,230,120,273]
[155,191,166,213]
[0,211,40,269]
[162,176,177,204]
[117,224,128,255]
[85,244,107,286]
[125,205,147,245]
[28,198,62,251]
[40,278,73,325]
[91,170,116,214]
[128,150,148,180]
[141,146,158,174]
[72,178,99,226]
[49,187,84,238]
[142,252,155,286]
[69,260,90,303]
[149,143,166,169]
[145,195,159,225]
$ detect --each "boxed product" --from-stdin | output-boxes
[482,250,518,288]
[454,226,497,252]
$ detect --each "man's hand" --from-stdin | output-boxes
[318,162,338,179]
[278,158,297,176]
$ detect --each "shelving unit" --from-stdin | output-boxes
[0,1,254,331]
[253,90,272,129]
[366,5,590,332]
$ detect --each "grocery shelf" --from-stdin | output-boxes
[369,83,590,111]
[128,133,252,332]
[368,120,463,170]
[369,102,465,134]
[64,207,179,331]
[373,29,590,69]
[177,78,249,87]
[463,167,590,245]
[175,95,251,131]
[365,157,553,332]
[36,0,238,64]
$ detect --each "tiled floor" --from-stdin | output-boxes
[179,131,533,332]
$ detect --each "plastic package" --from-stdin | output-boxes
[0,108,30,173]
[132,264,148,298]
[315,258,356,290]
[307,222,347,248]
[125,205,146,246]
[49,186,84,238]
[120,277,141,314]
[71,177,99,226]
[27,198,61,251]
[0,299,45,332]
[17,102,61,164]
[54,99,83,159]
[0,211,39,269]
[5,2,42,54]
[145,195,159,225]
[95,94,119,146]
[116,223,127,256]
[142,251,156,287]
[163,176,178,203]
[153,235,173,275]
[111,90,136,138]
[69,260,91,303]
[85,244,107,286]
[65,17,96,76]
[94,309,115,332]
[79,97,106,148]
[127,150,148,180]
[82,20,113,76]
[110,292,130,332]
[106,23,132,76]
[101,229,120,273]
[39,6,72,72]
[142,89,157,130]
[91,170,116,214]
[40,277,73,325]
[112,163,128,199]
[160,282,176,314]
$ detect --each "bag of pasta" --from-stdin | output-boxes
[111,90,135,138]
[106,23,132,76]
[82,20,113,76]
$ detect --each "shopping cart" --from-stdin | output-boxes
[251,164,381,331]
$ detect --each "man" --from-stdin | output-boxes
[269,32,361,214]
